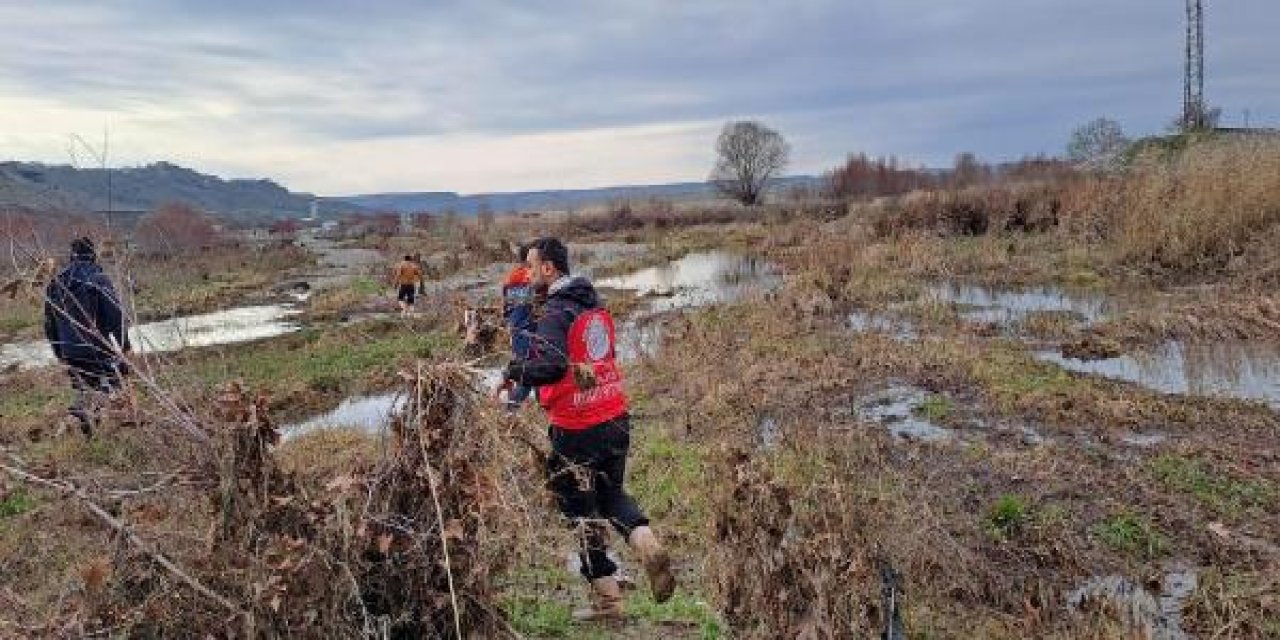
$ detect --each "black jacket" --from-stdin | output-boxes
[504,275,600,388]
[43,258,130,370]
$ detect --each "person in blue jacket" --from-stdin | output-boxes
[500,242,537,410]
[43,237,130,436]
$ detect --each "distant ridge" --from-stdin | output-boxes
[339,175,825,215]
[1,158,825,222]
[0,161,356,221]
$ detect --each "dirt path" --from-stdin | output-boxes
[291,231,387,291]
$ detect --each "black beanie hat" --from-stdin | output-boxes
[70,237,96,260]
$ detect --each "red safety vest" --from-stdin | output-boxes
[538,308,628,430]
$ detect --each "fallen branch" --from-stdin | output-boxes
[0,459,241,617]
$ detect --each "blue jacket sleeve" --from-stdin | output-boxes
[93,274,129,353]
[504,303,571,387]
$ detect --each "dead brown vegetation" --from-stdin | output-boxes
[864,137,1280,280]
[629,294,1278,638]
[2,364,523,637]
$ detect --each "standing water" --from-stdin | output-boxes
[283,251,781,435]
[283,393,406,440]
[599,250,782,359]
[0,304,302,370]
[1038,341,1280,409]
[597,251,782,313]
[927,282,1118,325]
[920,281,1280,408]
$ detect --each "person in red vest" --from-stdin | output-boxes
[500,236,675,621]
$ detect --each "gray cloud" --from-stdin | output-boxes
[0,0,1276,191]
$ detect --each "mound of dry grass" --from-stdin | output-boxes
[2,363,525,637]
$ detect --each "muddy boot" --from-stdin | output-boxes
[628,526,675,603]
[104,394,138,426]
[572,576,625,622]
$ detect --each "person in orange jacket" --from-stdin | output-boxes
[391,254,423,314]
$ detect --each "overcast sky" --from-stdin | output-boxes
[0,1,1276,194]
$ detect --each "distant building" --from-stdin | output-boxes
[1214,127,1280,138]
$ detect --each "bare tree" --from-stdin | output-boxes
[710,121,790,206]
[1067,117,1130,171]
[950,152,990,188]
[134,203,219,257]
[476,202,495,231]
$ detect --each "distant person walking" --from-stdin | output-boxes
[499,237,675,622]
[412,252,426,297]
[43,237,131,436]
[499,242,537,411]
[392,254,424,315]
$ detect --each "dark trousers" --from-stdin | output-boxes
[67,362,123,436]
[547,415,648,580]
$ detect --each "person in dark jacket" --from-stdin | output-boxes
[43,237,130,436]
[499,242,536,410]
[501,237,675,621]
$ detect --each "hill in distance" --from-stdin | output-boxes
[1,158,825,223]
[0,161,355,222]
[340,175,824,215]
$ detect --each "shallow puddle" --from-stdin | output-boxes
[284,368,506,437]
[1066,564,1198,640]
[601,250,782,359]
[847,311,918,340]
[0,304,302,370]
[849,384,954,443]
[1121,431,1169,448]
[615,318,662,362]
[927,282,1117,325]
[1038,341,1280,409]
[597,251,782,313]
[757,415,782,450]
[283,393,405,439]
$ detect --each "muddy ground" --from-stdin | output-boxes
[1,216,1277,638]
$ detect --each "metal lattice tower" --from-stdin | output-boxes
[1183,0,1205,130]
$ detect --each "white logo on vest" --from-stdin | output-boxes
[584,314,611,362]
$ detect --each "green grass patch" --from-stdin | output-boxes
[353,276,382,295]
[504,597,578,638]
[971,348,1086,407]
[985,494,1030,540]
[190,326,455,393]
[626,591,723,639]
[0,302,40,336]
[0,386,69,421]
[1151,454,1275,518]
[915,395,953,421]
[0,489,36,519]
[629,429,709,522]
[1094,511,1166,559]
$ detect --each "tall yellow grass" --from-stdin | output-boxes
[870,136,1280,276]
[1106,137,1280,272]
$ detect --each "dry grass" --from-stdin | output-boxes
[627,291,1279,639]
[859,136,1280,282]
[2,361,529,637]
[1104,137,1280,273]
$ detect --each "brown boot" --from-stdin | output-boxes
[628,526,676,603]
[572,576,625,622]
